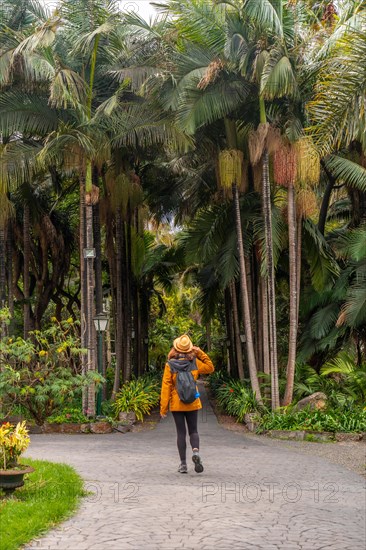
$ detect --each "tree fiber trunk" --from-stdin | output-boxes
[283,184,298,406]
[233,183,262,400]
[262,150,279,409]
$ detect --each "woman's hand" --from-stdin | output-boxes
[160,413,167,419]
[192,345,202,354]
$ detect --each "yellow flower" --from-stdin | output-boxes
[8,338,13,343]
[57,347,63,353]
[67,317,73,324]
[51,316,57,322]
[39,350,47,357]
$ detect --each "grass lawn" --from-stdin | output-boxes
[0,458,85,550]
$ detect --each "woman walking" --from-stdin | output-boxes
[160,334,215,473]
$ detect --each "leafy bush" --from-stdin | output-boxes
[0,316,103,425]
[210,375,265,421]
[257,407,366,433]
[46,408,90,424]
[293,353,366,409]
[113,375,160,421]
[207,370,231,394]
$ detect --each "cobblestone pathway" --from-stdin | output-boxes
[25,384,365,550]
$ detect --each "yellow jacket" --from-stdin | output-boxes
[160,350,215,415]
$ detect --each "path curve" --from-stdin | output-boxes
[25,384,365,550]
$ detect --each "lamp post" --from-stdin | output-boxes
[93,312,109,417]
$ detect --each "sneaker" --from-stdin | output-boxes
[178,463,188,474]
[192,452,204,473]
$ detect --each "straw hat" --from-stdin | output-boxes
[173,334,193,353]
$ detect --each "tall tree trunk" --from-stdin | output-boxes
[233,184,262,400]
[224,287,236,375]
[124,218,132,381]
[318,162,336,235]
[93,201,103,314]
[253,250,262,370]
[112,209,123,399]
[80,173,88,413]
[6,221,14,332]
[140,288,149,375]
[0,223,6,336]
[0,225,6,308]
[23,204,31,339]
[224,117,261,398]
[283,183,298,406]
[85,203,96,415]
[296,217,302,323]
[262,150,279,409]
[230,282,245,380]
[261,275,270,377]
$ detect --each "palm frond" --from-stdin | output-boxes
[260,46,297,99]
[303,218,339,291]
[49,69,89,109]
[176,77,251,134]
[0,91,59,137]
[242,0,283,37]
[324,155,366,192]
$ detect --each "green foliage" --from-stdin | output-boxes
[292,353,366,408]
[113,375,160,421]
[46,408,90,424]
[0,459,85,550]
[0,315,103,425]
[209,372,266,421]
[258,407,366,433]
[148,287,207,368]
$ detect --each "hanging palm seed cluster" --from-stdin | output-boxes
[295,136,321,219]
[218,149,243,197]
[296,188,318,219]
[273,143,297,187]
[197,58,224,90]
[295,136,320,186]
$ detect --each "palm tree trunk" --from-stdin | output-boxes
[261,275,270,377]
[318,161,336,235]
[224,287,236,375]
[233,183,262,400]
[85,203,96,415]
[262,150,279,409]
[112,209,123,399]
[0,223,6,336]
[23,203,31,339]
[93,201,103,314]
[283,183,297,406]
[296,216,302,323]
[124,219,132,381]
[0,225,6,309]
[230,281,245,380]
[6,221,14,331]
[79,172,88,413]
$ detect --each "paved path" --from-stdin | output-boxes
[25,383,365,550]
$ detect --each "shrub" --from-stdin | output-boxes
[113,376,160,421]
[0,316,103,425]
[214,378,265,421]
[257,407,366,433]
[46,408,90,424]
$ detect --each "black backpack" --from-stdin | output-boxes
[168,359,198,404]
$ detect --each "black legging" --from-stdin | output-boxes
[172,410,200,463]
